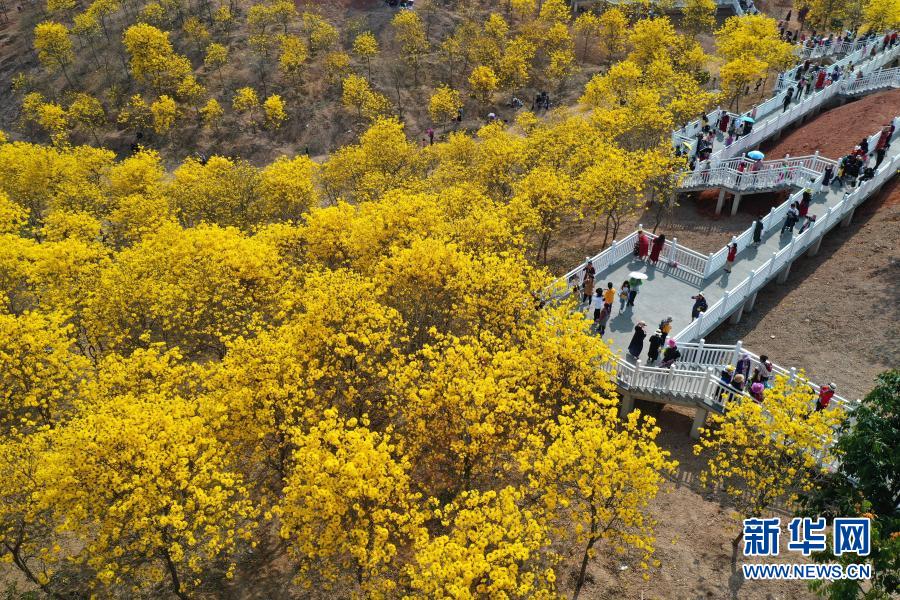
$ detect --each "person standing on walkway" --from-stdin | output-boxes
[581,259,595,305]
[691,293,708,321]
[649,234,665,265]
[782,87,794,111]
[660,338,681,367]
[875,145,887,168]
[815,68,827,90]
[602,282,616,313]
[815,383,836,411]
[627,276,641,307]
[720,364,735,387]
[822,164,834,186]
[619,281,630,311]
[782,202,800,233]
[647,329,664,365]
[753,216,764,245]
[799,189,812,221]
[659,316,673,342]
[750,381,765,402]
[591,290,610,335]
[635,230,650,261]
[628,322,647,361]
[735,353,752,380]
[724,240,738,273]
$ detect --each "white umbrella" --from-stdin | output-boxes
[628,272,649,280]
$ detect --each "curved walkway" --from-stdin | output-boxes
[550,45,900,435]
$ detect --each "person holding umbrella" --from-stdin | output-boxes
[741,115,755,136]
[627,272,647,307]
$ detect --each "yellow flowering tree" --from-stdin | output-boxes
[277,408,425,595]
[526,407,677,600]
[428,84,462,124]
[33,22,75,86]
[469,65,499,104]
[122,24,192,94]
[352,31,379,80]
[37,390,257,598]
[694,375,846,551]
[512,165,574,263]
[150,94,177,134]
[263,94,287,130]
[257,154,319,221]
[203,270,406,487]
[278,35,308,84]
[200,97,223,131]
[408,486,558,598]
[0,309,87,433]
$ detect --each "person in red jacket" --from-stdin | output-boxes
[724,240,738,273]
[635,230,650,261]
[815,383,836,411]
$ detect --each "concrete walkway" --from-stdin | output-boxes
[583,137,900,357]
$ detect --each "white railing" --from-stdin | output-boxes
[652,339,854,409]
[676,33,896,150]
[549,228,709,300]
[680,162,821,192]
[844,66,900,94]
[689,41,900,161]
[604,349,852,413]
[673,122,900,347]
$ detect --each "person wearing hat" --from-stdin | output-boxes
[660,338,681,367]
[691,293,708,320]
[628,322,647,361]
[720,364,736,387]
[815,383,836,411]
[659,316,673,343]
[647,329,665,365]
[750,382,765,402]
[724,239,738,273]
[735,353,752,380]
[581,258,595,305]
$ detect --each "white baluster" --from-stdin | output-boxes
[731,340,742,366]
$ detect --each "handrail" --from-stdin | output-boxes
[675,32,897,149]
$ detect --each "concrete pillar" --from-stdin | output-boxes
[715,189,727,215]
[691,406,709,439]
[807,235,823,257]
[729,302,745,324]
[840,207,855,228]
[731,193,743,216]
[777,260,793,284]
[744,292,758,313]
[618,393,635,419]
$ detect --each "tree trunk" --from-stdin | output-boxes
[162,547,188,600]
[572,537,597,600]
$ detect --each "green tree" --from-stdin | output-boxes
[799,370,900,599]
